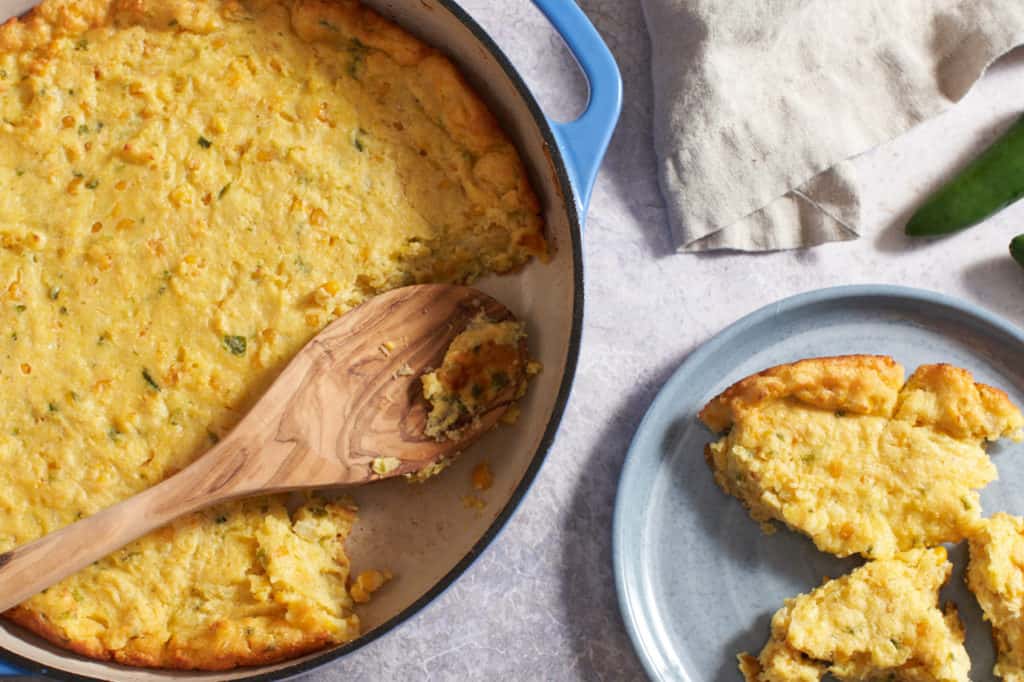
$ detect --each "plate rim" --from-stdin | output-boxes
[611,284,1024,682]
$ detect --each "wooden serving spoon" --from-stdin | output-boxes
[0,284,524,613]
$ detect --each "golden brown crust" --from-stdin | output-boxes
[896,364,1024,441]
[0,0,110,52]
[699,355,904,433]
[0,0,544,258]
[4,605,336,670]
[702,357,1023,559]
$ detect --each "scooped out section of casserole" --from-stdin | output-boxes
[0,0,546,669]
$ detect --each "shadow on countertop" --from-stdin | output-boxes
[555,352,687,681]
[575,0,676,260]
[873,112,1024,256]
[961,254,1024,324]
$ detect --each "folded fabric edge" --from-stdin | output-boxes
[677,182,860,253]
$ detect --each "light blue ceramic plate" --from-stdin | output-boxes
[613,285,1024,682]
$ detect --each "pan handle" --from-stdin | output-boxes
[532,0,622,214]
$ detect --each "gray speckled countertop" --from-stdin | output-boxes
[310,2,1024,680]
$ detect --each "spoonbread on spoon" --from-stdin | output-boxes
[700,356,1023,559]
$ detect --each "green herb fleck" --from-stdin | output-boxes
[801,452,816,464]
[108,427,121,440]
[48,402,58,412]
[85,178,99,190]
[197,136,213,149]
[49,286,60,300]
[347,48,366,80]
[470,383,483,399]
[207,429,220,444]
[142,369,160,391]
[72,170,84,179]
[218,182,231,199]
[491,371,509,390]
[14,304,25,312]
[59,306,68,315]
[835,409,847,417]
[74,38,88,51]
[77,124,89,135]
[962,496,972,510]
[255,548,268,565]
[223,335,247,356]
[0,70,6,80]
[890,638,901,649]
[215,515,228,524]
[15,169,24,177]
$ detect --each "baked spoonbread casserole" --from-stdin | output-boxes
[0,0,545,669]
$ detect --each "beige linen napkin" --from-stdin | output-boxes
[642,0,1024,252]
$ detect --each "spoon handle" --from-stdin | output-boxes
[0,436,251,613]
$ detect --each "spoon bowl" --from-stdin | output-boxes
[0,284,522,613]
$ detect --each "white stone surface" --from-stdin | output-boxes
[310,2,1024,680]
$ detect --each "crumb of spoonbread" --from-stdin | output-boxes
[739,548,970,682]
[471,461,494,491]
[422,315,531,441]
[967,513,1024,681]
[348,569,392,604]
[7,499,359,670]
[370,456,401,476]
[0,0,545,669]
[700,356,1023,559]
[461,494,486,510]
[404,456,452,483]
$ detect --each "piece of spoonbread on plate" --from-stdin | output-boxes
[967,513,1024,682]
[700,356,1023,559]
[739,547,970,682]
